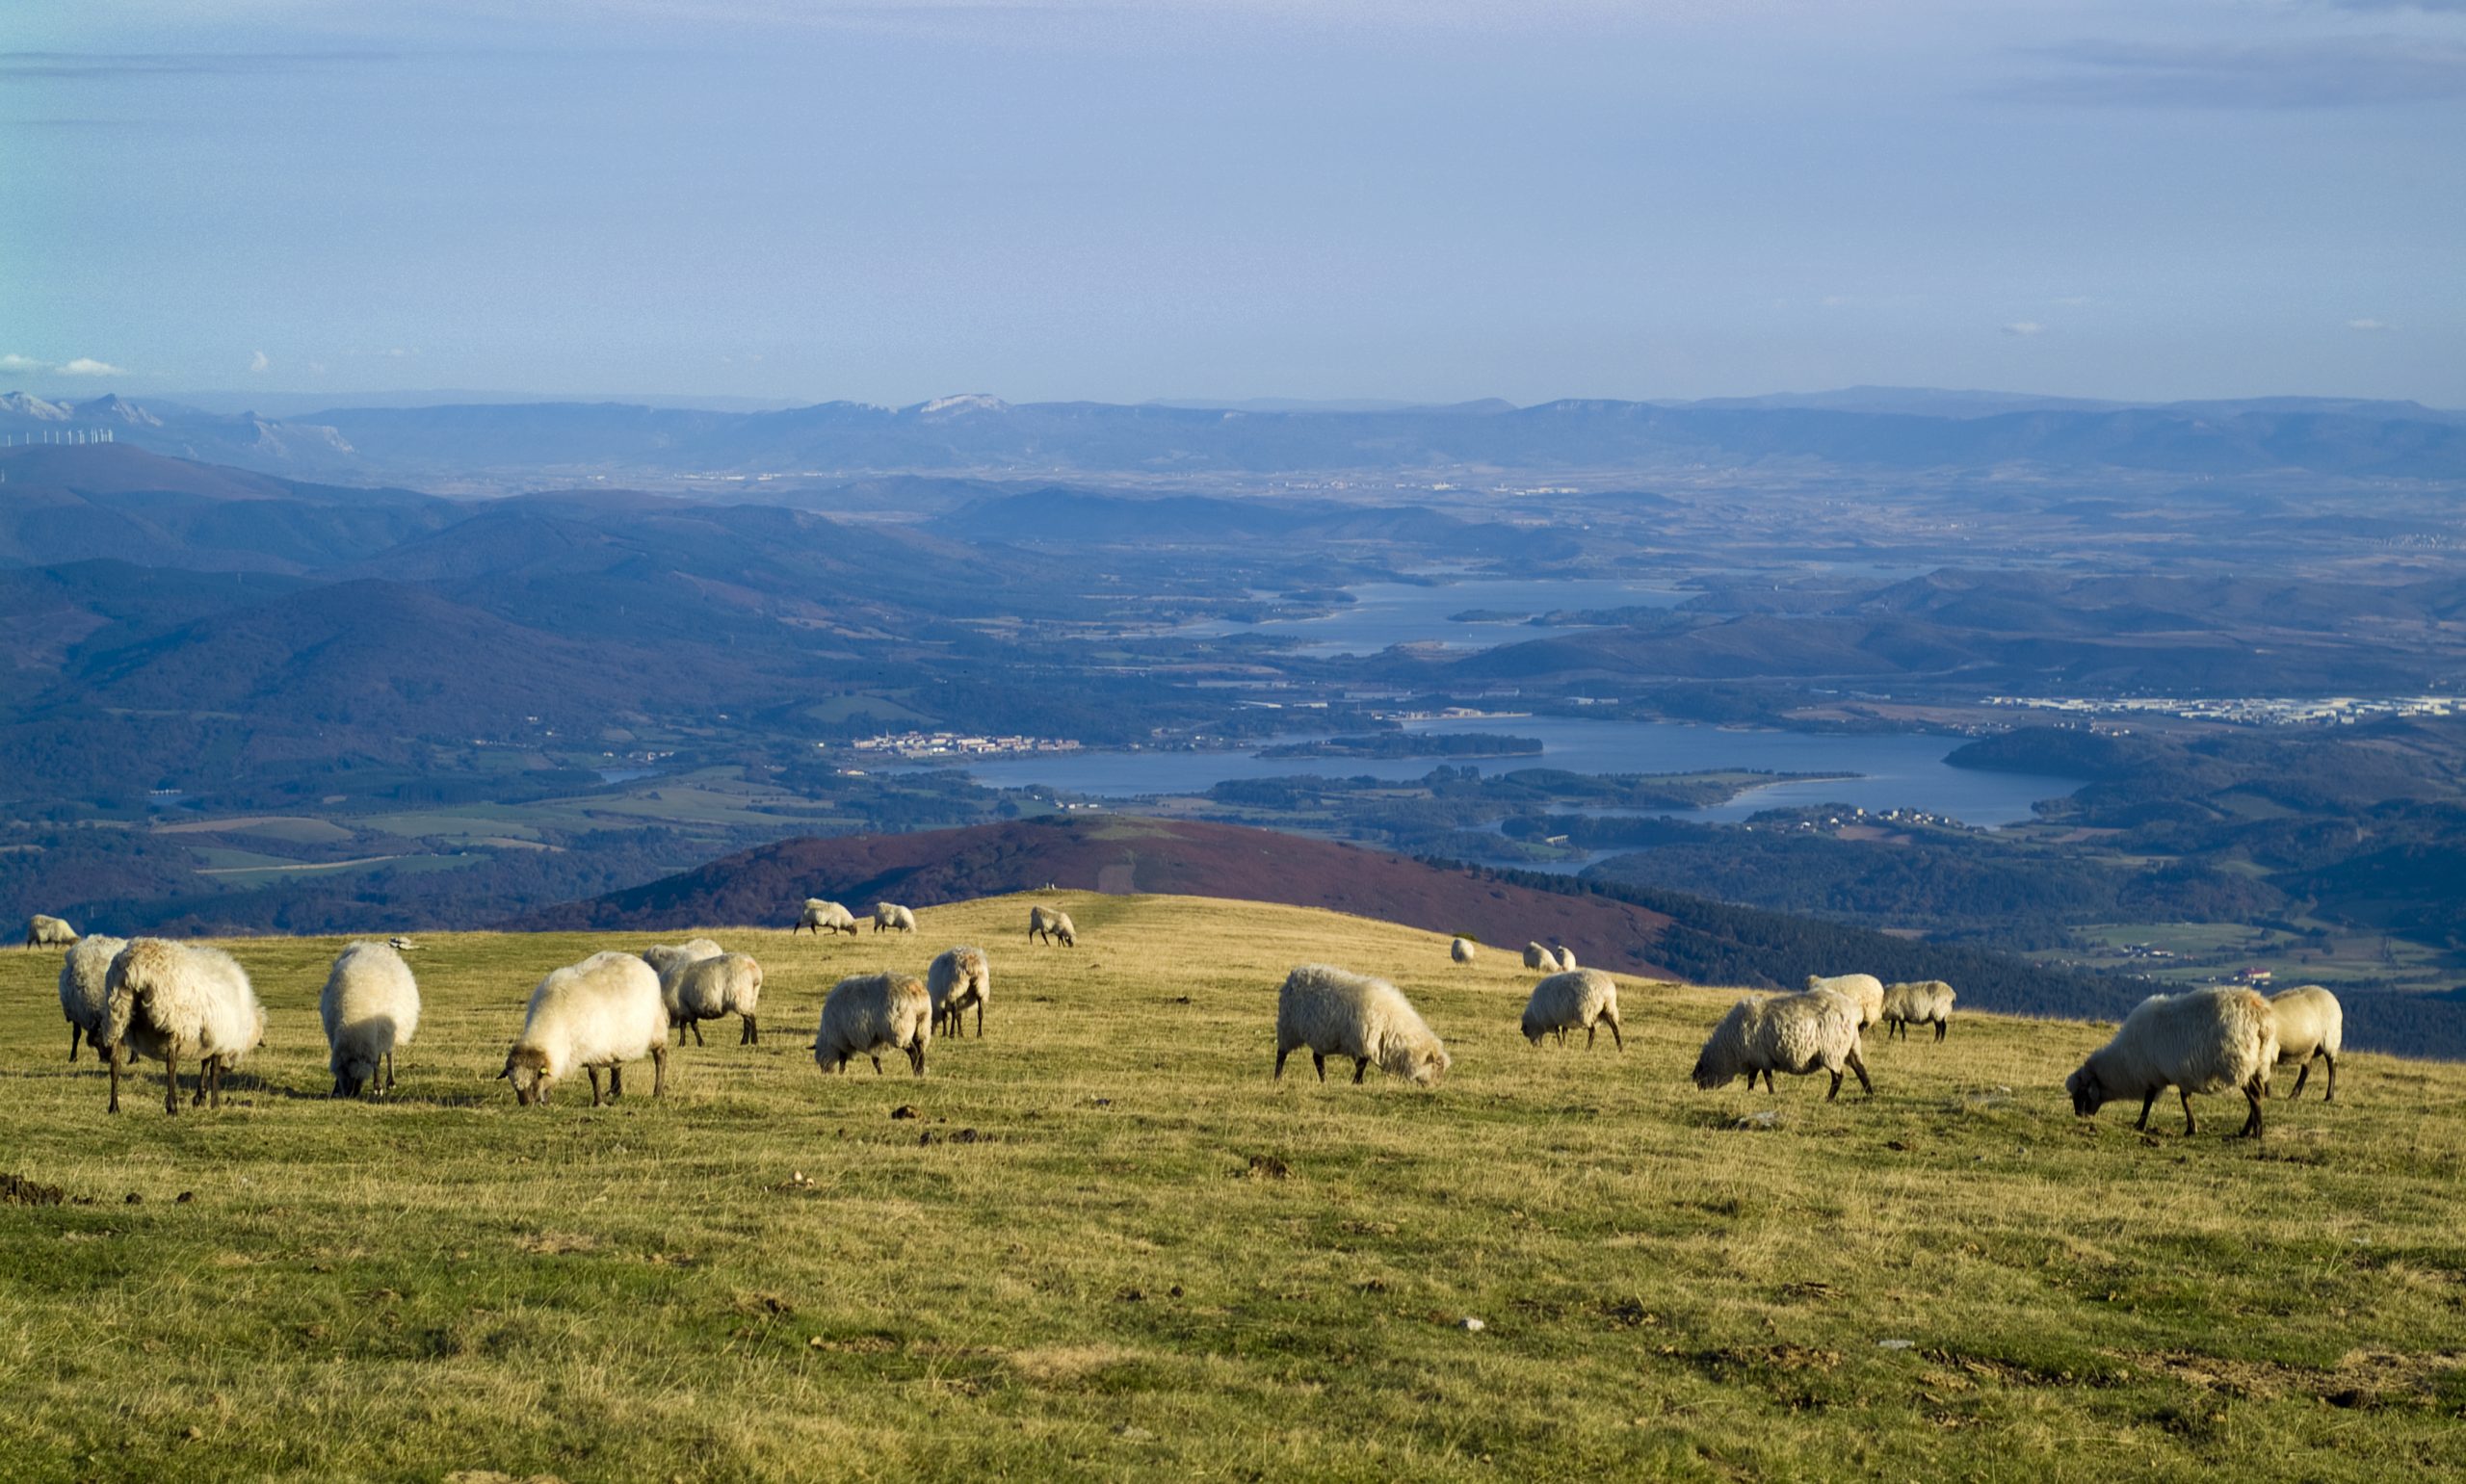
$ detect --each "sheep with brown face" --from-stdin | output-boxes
[928,946,991,1039]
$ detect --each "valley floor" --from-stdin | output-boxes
[1,894,2460,1481]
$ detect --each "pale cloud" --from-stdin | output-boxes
[2003,321,2045,337]
[249,349,272,373]
[59,356,124,375]
[0,352,47,374]
[2348,318,2392,330]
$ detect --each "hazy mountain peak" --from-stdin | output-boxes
[913,394,1011,417]
[0,392,72,422]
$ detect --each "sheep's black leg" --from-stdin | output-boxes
[1934,1020,1948,1043]
[908,1042,926,1077]
[2179,1088,2196,1137]
[1848,1047,1874,1096]
[2239,1081,2265,1139]
[2135,1091,2157,1132]
[690,1020,705,1048]
[208,1057,223,1108]
[2322,1052,2336,1103]
[1311,1052,1326,1082]
[1352,1056,1370,1083]
[869,1054,884,1075]
[974,1002,983,1038]
[108,1047,121,1113]
[1825,1069,1844,1102]
[68,1023,81,1062]
[2287,1060,2311,1100]
[651,1044,668,1098]
[1607,1016,1624,1052]
[1586,1024,1596,1050]
[587,1066,604,1106]
[385,1051,397,1091]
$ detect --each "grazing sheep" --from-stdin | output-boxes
[1522,941,1553,971]
[25,914,79,950]
[1028,905,1076,946]
[1692,990,1872,1102]
[2064,987,2278,1139]
[57,933,128,1063]
[1450,936,1477,967]
[321,941,420,1098]
[1273,964,1450,1087]
[928,945,991,1039]
[100,938,265,1115]
[1881,980,1956,1043]
[665,952,765,1046]
[1805,973,1885,1032]
[501,951,669,1107]
[872,902,917,934]
[2267,985,2343,1102]
[1522,968,1623,1051]
[813,972,931,1076]
[795,898,858,936]
[1554,946,1579,972]
[642,938,723,981]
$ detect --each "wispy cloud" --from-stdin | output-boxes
[2001,38,2466,109]
[0,352,46,374]
[2003,321,2046,338]
[2349,318,2393,330]
[249,350,272,373]
[0,50,396,81]
[59,357,125,376]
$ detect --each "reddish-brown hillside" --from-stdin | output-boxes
[513,815,1685,976]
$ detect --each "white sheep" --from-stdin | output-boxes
[1554,946,1579,972]
[666,951,765,1046]
[2064,986,2278,1139]
[1028,905,1076,946]
[501,951,669,1107]
[1273,964,1450,1087]
[1521,968,1623,1051]
[1805,973,1884,1032]
[812,972,932,1076]
[1522,941,1553,971]
[795,898,858,936]
[25,913,79,950]
[101,937,265,1115]
[57,933,127,1062]
[1692,989,1872,1102]
[642,937,723,981]
[1880,980,1956,1043]
[1450,937,1477,967]
[321,941,420,1098]
[2267,985,2343,1103]
[928,945,991,1039]
[872,901,917,934]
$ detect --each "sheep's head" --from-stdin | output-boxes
[501,1045,554,1106]
[1691,1053,1734,1090]
[2065,1064,2104,1117]
[1056,928,1075,947]
[1395,1041,1450,1087]
[335,1054,379,1097]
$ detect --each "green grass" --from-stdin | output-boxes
[3,893,2462,1481]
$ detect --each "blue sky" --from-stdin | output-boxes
[4,1,2460,407]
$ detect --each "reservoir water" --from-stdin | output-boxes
[948,716,2075,829]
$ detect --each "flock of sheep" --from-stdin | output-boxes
[30,899,2345,1137]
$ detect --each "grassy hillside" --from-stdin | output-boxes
[2,893,2460,1481]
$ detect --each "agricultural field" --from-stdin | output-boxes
[2,894,2461,1481]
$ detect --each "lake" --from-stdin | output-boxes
[1177,577,1691,658]
[947,715,2076,830]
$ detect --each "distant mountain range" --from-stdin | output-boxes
[7,386,2460,485]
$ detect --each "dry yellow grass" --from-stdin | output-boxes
[2,891,2461,1480]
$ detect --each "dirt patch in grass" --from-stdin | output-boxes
[0,1172,66,1206]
